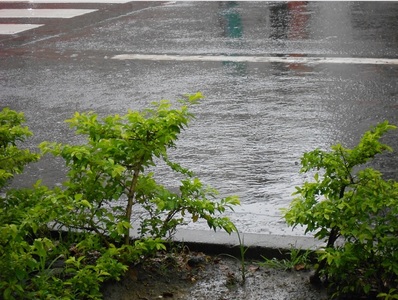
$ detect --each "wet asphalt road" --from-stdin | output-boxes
[1,1,397,235]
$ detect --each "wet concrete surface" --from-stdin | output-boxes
[1,1,397,236]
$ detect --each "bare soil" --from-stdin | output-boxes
[101,250,329,300]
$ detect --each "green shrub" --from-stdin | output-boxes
[0,108,39,189]
[0,95,239,299]
[283,121,398,298]
[40,93,239,246]
[0,109,57,299]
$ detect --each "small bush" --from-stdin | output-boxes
[283,121,398,298]
[0,95,239,299]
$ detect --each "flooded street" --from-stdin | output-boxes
[1,1,397,235]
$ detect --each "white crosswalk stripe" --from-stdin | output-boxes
[0,0,130,35]
[0,23,43,34]
[5,0,132,3]
[0,9,98,18]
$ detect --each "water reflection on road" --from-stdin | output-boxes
[158,2,398,235]
[174,61,397,235]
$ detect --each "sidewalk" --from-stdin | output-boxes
[171,229,324,260]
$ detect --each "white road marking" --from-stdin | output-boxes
[0,8,98,18]
[111,54,398,66]
[0,23,44,34]
[0,0,126,34]
[1,0,131,2]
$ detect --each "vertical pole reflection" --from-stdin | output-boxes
[269,1,313,74]
[220,1,243,39]
[269,2,289,40]
[218,1,247,77]
[287,1,309,40]
[286,1,312,74]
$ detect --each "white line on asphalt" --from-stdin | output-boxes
[0,23,44,34]
[0,9,98,19]
[111,54,398,66]
[1,0,131,2]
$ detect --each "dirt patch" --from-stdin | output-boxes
[101,250,328,300]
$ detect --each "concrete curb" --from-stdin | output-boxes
[171,229,324,260]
